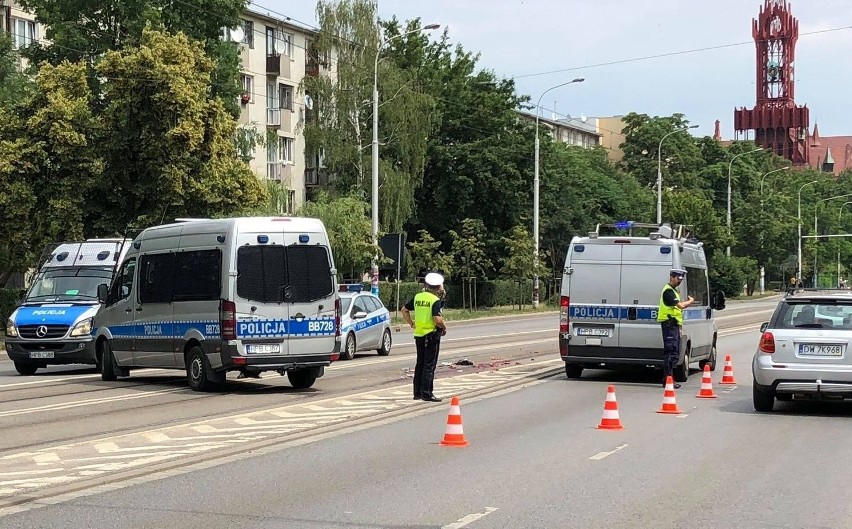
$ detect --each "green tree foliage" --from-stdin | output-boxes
[19,0,245,114]
[91,29,265,234]
[500,225,546,280]
[449,218,492,280]
[298,192,379,280]
[406,230,452,280]
[0,33,32,108]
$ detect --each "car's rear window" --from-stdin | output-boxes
[775,301,852,329]
[237,244,334,303]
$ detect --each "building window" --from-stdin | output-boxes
[11,18,36,49]
[279,84,293,110]
[279,137,293,163]
[266,27,277,56]
[243,20,254,48]
[282,32,293,57]
[266,28,289,57]
[240,75,253,103]
[266,81,279,110]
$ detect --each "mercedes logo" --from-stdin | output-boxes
[36,325,48,338]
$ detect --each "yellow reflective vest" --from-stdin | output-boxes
[413,291,440,337]
[657,284,683,325]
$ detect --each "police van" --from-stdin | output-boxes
[559,222,726,382]
[93,217,340,391]
[5,239,130,375]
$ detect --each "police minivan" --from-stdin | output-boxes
[559,222,726,382]
[94,217,340,391]
[6,239,130,375]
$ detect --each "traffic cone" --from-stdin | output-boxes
[440,396,469,447]
[696,365,718,398]
[657,376,682,414]
[720,355,737,385]
[596,385,624,430]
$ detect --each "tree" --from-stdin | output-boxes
[19,0,246,115]
[406,230,452,280]
[0,33,32,108]
[449,218,492,281]
[298,192,379,280]
[91,29,265,235]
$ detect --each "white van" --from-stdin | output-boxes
[94,217,340,391]
[558,222,726,382]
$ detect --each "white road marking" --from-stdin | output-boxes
[0,388,185,418]
[442,507,499,529]
[589,444,628,461]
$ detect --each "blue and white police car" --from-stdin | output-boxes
[338,285,392,360]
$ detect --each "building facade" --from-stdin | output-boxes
[1,0,40,70]
[518,111,602,149]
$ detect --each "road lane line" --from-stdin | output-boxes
[589,444,628,461]
[442,507,499,529]
[0,388,185,418]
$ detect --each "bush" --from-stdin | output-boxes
[0,288,24,336]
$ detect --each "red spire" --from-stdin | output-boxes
[811,123,821,146]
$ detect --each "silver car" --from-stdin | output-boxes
[338,288,392,360]
[752,291,852,412]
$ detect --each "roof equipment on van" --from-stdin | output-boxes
[593,221,697,242]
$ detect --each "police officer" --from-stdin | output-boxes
[401,272,447,402]
[657,269,694,389]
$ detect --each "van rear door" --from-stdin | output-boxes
[619,243,671,353]
[567,242,622,348]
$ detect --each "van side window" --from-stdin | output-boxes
[108,258,136,305]
[685,266,708,306]
[173,250,222,302]
[286,245,334,302]
[237,246,287,303]
[140,253,175,304]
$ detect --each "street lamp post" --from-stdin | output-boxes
[757,165,789,294]
[797,180,818,287]
[532,77,584,308]
[726,147,764,258]
[370,23,439,295]
[838,201,852,287]
[814,193,852,287]
[656,125,699,225]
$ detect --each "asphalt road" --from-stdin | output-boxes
[0,296,813,528]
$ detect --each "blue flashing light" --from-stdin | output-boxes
[574,245,585,253]
[56,252,69,262]
[614,220,633,230]
[96,251,111,261]
[299,234,310,244]
[660,247,672,254]
[217,235,226,243]
[133,241,141,250]
[338,283,364,293]
[257,235,269,244]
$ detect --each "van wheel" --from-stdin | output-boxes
[564,363,583,379]
[14,361,38,376]
[674,351,689,383]
[699,343,718,372]
[753,382,775,412]
[288,369,318,389]
[187,346,219,392]
[100,342,118,381]
[341,333,356,360]
[377,329,392,356]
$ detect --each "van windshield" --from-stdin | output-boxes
[237,245,334,303]
[24,267,114,303]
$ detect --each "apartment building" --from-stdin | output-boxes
[518,110,602,149]
[1,0,39,69]
[231,8,330,214]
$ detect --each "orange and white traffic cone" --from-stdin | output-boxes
[657,376,682,414]
[696,365,718,398]
[596,385,624,430]
[440,396,469,447]
[720,355,737,385]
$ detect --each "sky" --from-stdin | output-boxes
[250,0,852,140]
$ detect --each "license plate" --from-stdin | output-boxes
[245,344,281,354]
[29,351,54,359]
[576,328,610,337]
[798,344,844,357]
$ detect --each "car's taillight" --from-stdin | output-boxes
[334,297,341,337]
[559,296,570,333]
[758,331,775,354]
[221,299,237,340]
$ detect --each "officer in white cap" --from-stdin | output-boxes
[656,269,694,388]
[401,272,447,402]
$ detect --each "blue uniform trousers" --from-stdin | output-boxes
[414,331,441,398]
[660,320,680,381]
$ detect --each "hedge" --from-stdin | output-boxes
[359,279,541,310]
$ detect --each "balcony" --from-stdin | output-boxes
[266,54,281,75]
[267,162,292,181]
[305,59,319,78]
[305,168,330,187]
[267,108,281,127]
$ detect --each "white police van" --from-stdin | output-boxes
[93,217,340,391]
[5,239,130,375]
[559,222,726,382]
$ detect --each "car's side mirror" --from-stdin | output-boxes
[353,311,368,319]
[712,291,726,311]
[97,283,109,304]
[760,322,768,333]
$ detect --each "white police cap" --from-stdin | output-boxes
[424,272,444,287]
[670,268,687,278]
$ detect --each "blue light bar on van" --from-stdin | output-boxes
[257,235,269,244]
[299,234,310,243]
[339,284,363,292]
[615,220,633,230]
